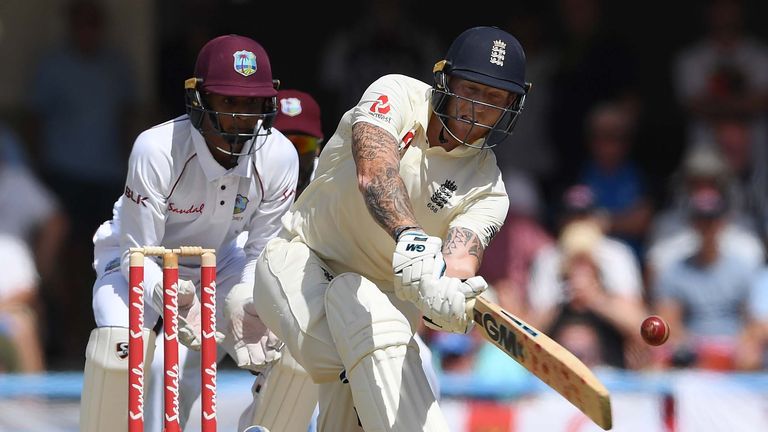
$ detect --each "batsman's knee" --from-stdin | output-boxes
[325,273,413,367]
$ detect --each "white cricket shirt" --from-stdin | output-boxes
[282,74,509,284]
[93,115,298,293]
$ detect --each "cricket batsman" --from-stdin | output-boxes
[249,26,530,431]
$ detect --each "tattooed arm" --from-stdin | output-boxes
[352,122,421,239]
[443,226,485,278]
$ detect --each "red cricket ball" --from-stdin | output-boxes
[641,315,670,346]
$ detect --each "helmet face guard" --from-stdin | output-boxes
[185,78,278,156]
[431,60,530,149]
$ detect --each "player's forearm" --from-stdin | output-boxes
[352,122,419,239]
[443,226,483,278]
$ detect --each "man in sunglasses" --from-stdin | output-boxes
[273,89,325,196]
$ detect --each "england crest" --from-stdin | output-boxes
[233,50,258,77]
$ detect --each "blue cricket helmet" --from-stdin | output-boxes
[432,26,530,149]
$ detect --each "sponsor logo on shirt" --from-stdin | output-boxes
[483,225,500,245]
[100,257,121,279]
[124,185,149,207]
[168,202,205,215]
[427,179,457,213]
[233,194,249,214]
[368,95,392,123]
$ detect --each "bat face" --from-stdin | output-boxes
[473,297,613,430]
[473,308,533,360]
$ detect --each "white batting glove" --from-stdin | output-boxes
[419,276,488,334]
[151,279,225,350]
[222,283,283,372]
[392,231,446,302]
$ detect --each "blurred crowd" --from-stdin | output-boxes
[2,0,768,378]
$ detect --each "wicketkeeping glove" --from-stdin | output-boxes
[151,279,225,350]
[392,231,446,302]
[222,283,284,372]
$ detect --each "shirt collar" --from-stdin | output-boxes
[415,87,432,133]
[191,127,255,180]
[425,140,484,158]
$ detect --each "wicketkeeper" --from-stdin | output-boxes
[81,34,316,432]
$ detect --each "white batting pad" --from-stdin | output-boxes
[317,380,364,432]
[325,273,449,432]
[239,348,318,432]
[80,327,155,432]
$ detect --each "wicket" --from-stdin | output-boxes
[128,246,217,432]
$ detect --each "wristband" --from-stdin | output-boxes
[394,225,424,241]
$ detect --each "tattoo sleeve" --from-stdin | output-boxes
[352,122,420,239]
[443,227,484,262]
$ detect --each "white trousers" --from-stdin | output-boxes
[253,235,447,432]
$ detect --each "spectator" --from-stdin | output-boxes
[551,314,609,369]
[548,0,640,189]
[742,269,768,369]
[646,144,764,291]
[317,0,441,125]
[24,0,138,362]
[493,4,558,180]
[0,131,68,282]
[710,114,768,245]
[274,89,325,196]
[672,0,768,151]
[0,235,45,373]
[528,184,647,368]
[0,121,68,365]
[0,121,29,167]
[653,187,757,370]
[478,170,554,318]
[580,101,653,261]
[432,332,477,374]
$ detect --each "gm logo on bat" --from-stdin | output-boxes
[475,310,538,361]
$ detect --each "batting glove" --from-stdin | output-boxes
[419,276,488,334]
[392,231,446,303]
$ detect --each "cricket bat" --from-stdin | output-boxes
[473,295,613,430]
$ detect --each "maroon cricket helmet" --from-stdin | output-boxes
[274,89,323,139]
[194,34,277,97]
